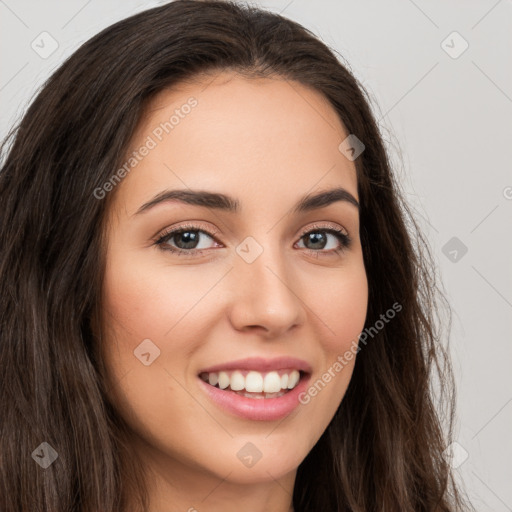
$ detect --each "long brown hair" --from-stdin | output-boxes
[0,1,473,510]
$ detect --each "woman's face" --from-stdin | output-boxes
[100,72,368,495]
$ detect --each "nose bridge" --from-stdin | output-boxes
[228,234,304,334]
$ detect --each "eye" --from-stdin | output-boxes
[155,223,219,257]
[154,222,351,258]
[295,223,352,257]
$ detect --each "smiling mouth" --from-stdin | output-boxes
[198,369,306,399]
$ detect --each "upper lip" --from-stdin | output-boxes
[198,356,312,374]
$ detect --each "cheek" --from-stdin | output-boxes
[308,262,368,399]
[99,248,229,404]
[101,247,224,342]
[312,262,368,353]
[99,251,215,447]
[289,263,367,449]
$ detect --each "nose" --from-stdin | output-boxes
[227,242,306,337]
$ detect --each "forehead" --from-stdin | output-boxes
[113,72,358,215]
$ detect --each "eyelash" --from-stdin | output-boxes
[154,222,352,258]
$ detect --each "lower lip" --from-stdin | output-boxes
[198,373,311,421]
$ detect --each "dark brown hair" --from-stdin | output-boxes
[0,1,473,510]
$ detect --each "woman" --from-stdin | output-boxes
[0,1,473,510]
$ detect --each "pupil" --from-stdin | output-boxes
[306,232,326,249]
[177,231,198,249]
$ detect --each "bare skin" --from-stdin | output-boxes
[99,71,368,512]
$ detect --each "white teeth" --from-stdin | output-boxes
[263,371,282,393]
[200,369,303,393]
[208,373,218,386]
[218,371,230,389]
[235,389,287,399]
[230,371,245,391]
[287,370,300,389]
[245,371,264,392]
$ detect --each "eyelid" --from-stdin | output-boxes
[298,221,349,237]
[154,220,348,241]
[153,221,220,243]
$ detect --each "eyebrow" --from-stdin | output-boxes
[135,186,359,215]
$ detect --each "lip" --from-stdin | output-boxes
[198,371,311,421]
[198,356,313,374]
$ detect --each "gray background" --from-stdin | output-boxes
[1,0,511,509]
